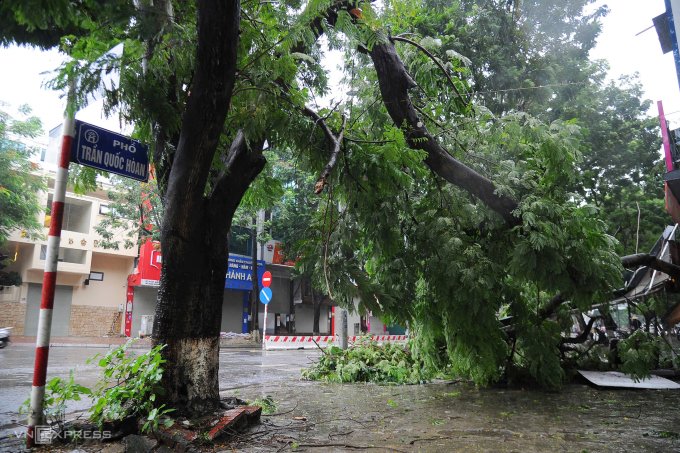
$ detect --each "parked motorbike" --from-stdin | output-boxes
[0,327,11,348]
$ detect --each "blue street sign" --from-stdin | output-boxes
[259,287,272,305]
[225,254,265,291]
[71,120,149,182]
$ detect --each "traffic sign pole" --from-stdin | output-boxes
[262,304,268,350]
[27,79,76,448]
[259,275,273,350]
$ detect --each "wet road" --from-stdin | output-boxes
[2,344,680,452]
[0,344,320,433]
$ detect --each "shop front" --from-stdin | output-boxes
[125,241,265,337]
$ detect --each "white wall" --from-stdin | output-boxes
[131,286,157,336]
[293,304,330,334]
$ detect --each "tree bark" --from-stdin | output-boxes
[312,292,322,335]
[154,131,265,417]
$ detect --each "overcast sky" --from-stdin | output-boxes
[1,1,680,146]
[590,0,680,121]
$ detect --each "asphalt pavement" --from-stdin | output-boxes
[0,343,320,440]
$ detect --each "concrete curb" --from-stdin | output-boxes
[8,337,262,349]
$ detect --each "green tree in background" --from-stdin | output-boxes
[563,75,664,254]
[94,176,163,250]
[0,103,46,286]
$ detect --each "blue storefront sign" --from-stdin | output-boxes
[71,120,149,182]
[225,254,265,291]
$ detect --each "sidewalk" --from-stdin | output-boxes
[11,335,152,348]
[10,336,260,349]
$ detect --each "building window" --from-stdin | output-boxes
[46,195,92,233]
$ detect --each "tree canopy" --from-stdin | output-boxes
[0,103,46,287]
[0,103,45,244]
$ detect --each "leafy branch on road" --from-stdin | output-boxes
[302,338,434,384]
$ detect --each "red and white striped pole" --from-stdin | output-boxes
[27,81,76,448]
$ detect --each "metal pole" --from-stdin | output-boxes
[262,303,268,350]
[339,308,348,350]
[658,101,674,172]
[27,80,76,448]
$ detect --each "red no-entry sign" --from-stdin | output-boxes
[261,271,272,287]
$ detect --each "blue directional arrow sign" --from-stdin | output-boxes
[259,287,272,305]
[71,120,149,182]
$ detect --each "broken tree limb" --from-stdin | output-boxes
[301,106,347,194]
[368,41,519,225]
[560,316,597,346]
[621,253,680,278]
[537,293,565,320]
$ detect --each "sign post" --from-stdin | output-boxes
[28,106,149,449]
[27,80,76,448]
[260,280,272,350]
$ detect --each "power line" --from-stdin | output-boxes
[473,81,587,95]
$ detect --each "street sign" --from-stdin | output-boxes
[71,120,149,182]
[259,287,272,305]
[225,254,265,291]
[261,271,272,288]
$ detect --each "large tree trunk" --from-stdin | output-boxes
[154,215,229,415]
[621,253,680,278]
[150,0,265,417]
[154,131,265,416]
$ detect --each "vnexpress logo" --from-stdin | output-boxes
[35,425,55,445]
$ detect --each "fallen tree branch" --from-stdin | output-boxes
[262,402,299,417]
[301,106,347,194]
[320,117,346,193]
[409,436,453,445]
[560,316,597,345]
[292,442,408,452]
[368,41,519,224]
[621,253,680,278]
[537,293,565,320]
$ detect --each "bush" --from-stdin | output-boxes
[88,341,173,432]
[20,340,173,436]
[618,330,661,381]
